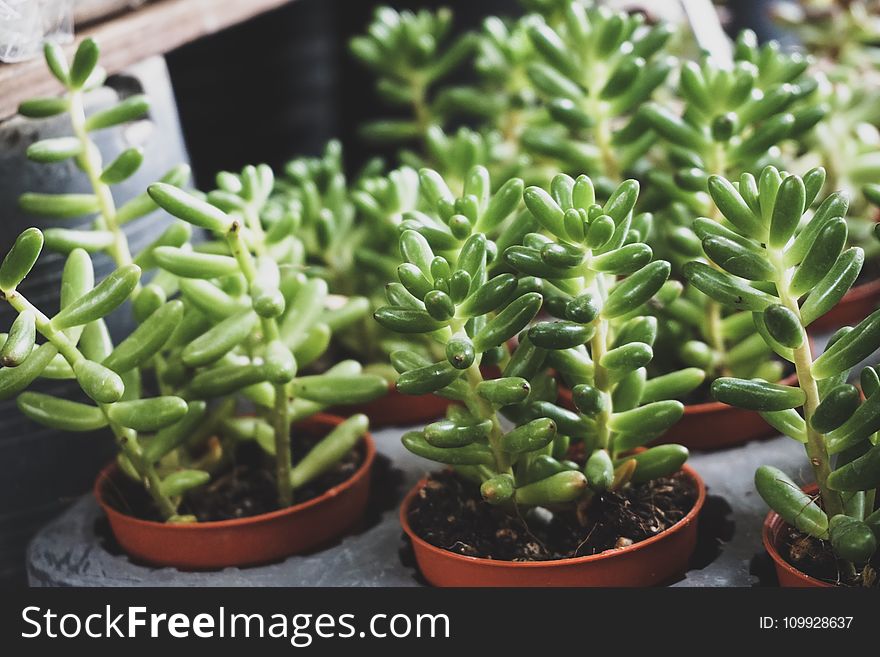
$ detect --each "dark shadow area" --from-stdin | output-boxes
[688,493,735,571]
[750,550,780,587]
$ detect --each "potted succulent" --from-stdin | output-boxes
[772,1,880,331]
[377,168,705,587]
[268,144,454,427]
[683,165,879,587]
[633,33,827,449]
[2,40,387,571]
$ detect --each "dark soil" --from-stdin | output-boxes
[781,527,879,588]
[102,424,364,523]
[406,470,697,562]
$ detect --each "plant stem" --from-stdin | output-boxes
[225,221,293,506]
[704,144,730,377]
[68,91,137,277]
[775,265,845,518]
[464,360,510,474]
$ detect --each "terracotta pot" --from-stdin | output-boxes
[807,277,880,333]
[95,414,375,570]
[401,464,706,587]
[762,484,833,588]
[331,384,451,429]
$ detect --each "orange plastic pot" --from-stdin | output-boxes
[332,383,450,429]
[401,464,705,587]
[95,414,375,570]
[762,484,833,588]
[808,277,880,333]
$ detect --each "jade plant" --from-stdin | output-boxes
[3,39,386,521]
[683,166,880,578]
[376,169,700,514]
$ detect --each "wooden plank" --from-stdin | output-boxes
[0,0,296,119]
[75,1,152,27]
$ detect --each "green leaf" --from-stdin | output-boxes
[711,377,805,411]
[107,396,188,432]
[0,310,35,367]
[812,308,880,380]
[768,174,805,248]
[152,247,238,279]
[515,471,587,505]
[292,374,388,404]
[789,217,847,297]
[51,264,140,329]
[683,261,776,312]
[104,300,183,373]
[602,261,670,318]
[473,292,542,351]
[26,137,82,163]
[0,343,57,400]
[142,401,207,462]
[100,147,144,184]
[0,227,43,291]
[17,392,107,431]
[811,384,860,434]
[402,430,495,466]
[755,465,828,539]
[290,415,369,489]
[19,97,69,118]
[627,444,688,484]
[43,228,115,254]
[19,193,100,218]
[160,470,210,497]
[828,515,877,564]
[147,183,232,232]
[43,43,70,85]
[69,38,100,88]
[707,175,764,238]
[800,248,864,327]
[73,359,124,403]
[85,95,150,131]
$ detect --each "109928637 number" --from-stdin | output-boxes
[783,617,853,629]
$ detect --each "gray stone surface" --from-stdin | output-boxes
[25,425,807,588]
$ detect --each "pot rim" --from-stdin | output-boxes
[95,412,376,531]
[841,275,880,301]
[400,463,705,569]
[761,483,834,588]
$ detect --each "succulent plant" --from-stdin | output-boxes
[635,34,826,383]
[683,165,879,571]
[375,168,698,511]
[773,0,880,71]
[350,6,476,144]
[18,39,191,272]
[2,41,386,521]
